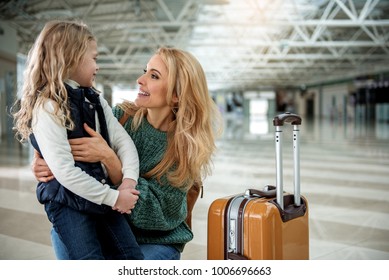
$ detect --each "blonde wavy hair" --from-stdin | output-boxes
[13,20,95,142]
[119,47,223,188]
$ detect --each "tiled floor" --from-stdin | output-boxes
[1,113,388,260]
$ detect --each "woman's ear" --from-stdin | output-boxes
[172,92,179,104]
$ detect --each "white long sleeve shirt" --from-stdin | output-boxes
[31,81,139,207]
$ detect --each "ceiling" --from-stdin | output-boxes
[1,0,389,93]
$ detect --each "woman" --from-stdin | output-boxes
[32,46,223,260]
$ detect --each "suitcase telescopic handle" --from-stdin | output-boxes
[273,112,302,126]
[273,112,302,210]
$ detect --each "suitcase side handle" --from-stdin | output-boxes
[273,112,302,126]
[245,185,276,198]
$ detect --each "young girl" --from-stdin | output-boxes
[13,20,143,260]
[32,47,223,260]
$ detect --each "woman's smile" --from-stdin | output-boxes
[138,90,150,97]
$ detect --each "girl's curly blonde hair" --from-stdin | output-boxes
[13,20,95,142]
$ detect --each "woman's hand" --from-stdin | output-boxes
[70,123,123,185]
[31,149,54,182]
[69,123,111,163]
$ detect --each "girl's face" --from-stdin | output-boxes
[69,40,99,87]
[135,54,170,109]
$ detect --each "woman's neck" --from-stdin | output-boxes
[146,108,174,132]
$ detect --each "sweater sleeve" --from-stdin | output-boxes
[32,100,119,207]
[127,176,188,231]
[101,96,139,181]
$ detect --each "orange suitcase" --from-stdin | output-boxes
[207,113,309,260]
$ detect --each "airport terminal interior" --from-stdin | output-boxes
[1,0,389,260]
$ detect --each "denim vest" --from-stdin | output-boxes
[30,84,113,214]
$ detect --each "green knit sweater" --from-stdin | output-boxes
[112,106,193,253]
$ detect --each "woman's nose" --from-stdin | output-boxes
[137,75,144,85]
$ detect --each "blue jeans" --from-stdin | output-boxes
[46,201,143,260]
[139,244,181,260]
[51,227,181,260]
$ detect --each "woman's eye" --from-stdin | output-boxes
[143,69,159,79]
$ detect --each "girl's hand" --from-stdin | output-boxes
[113,188,140,214]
